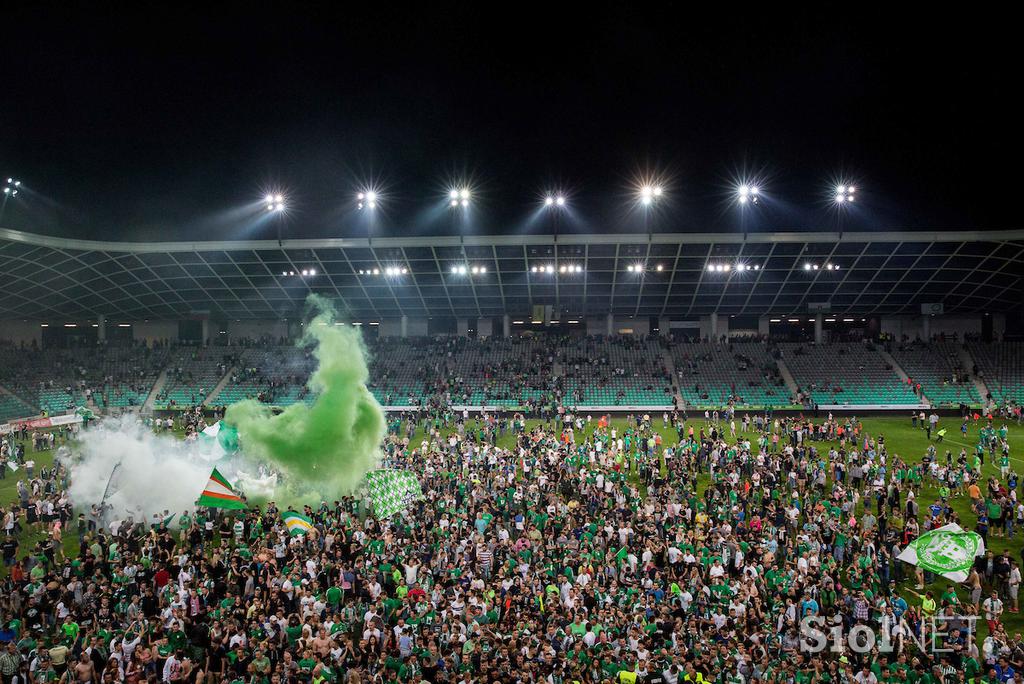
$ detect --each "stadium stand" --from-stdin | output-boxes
[782,342,920,406]
[216,345,316,407]
[561,336,673,407]
[154,346,233,408]
[968,341,1024,404]
[890,340,980,406]
[5,336,1024,415]
[672,340,790,408]
[0,345,167,415]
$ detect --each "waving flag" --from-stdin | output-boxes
[197,468,247,510]
[282,511,315,536]
[897,523,984,582]
[365,469,423,519]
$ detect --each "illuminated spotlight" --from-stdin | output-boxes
[722,264,731,272]
[736,264,746,272]
[834,184,856,204]
[544,196,554,206]
[265,193,285,212]
[638,184,663,206]
[737,184,760,205]
[301,269,309,276]
[804,263,812,271]
[559,265,567,273]
[530,265,538,273]
[812,264,819,270]
[556,195,566,206]
[372,268,380,275]
[357,190,378,210]
[449,188,471,208]
[655,264,664,272]
[545,264,554,273]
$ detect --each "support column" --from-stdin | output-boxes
[814,313,824,344]
[457,318,469,337]
[201,319,210,346]
[401,315,408,338]
[606,313,614,336]
[478,318,493,338]
[710,313,719,341]
[503,314,511,337]
[922,315,930,342]
[97,314,106,342]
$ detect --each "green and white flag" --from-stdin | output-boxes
[364,469,423,519]
[896,523,985,582]
[282,511,315,536]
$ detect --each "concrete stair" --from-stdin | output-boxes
[956,344,991,403]
[878,348,929,405]
[141,369,169,414]
[775,357,801,403]
[661,347,685,408]
[204,366,238,405]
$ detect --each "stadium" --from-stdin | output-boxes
[1,226,1022,419]
[1,7,1022,684]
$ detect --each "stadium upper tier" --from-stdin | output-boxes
[1,337,1020,419]
[1,227,1022,320]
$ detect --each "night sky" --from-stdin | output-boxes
[0,4,1015,242]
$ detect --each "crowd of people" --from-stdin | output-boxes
[0,406,1023,684]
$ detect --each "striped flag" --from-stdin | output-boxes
[197,468,247,510]
[282,511,315,536]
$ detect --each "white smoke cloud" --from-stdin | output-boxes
[68,415,220,522]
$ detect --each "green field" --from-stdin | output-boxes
[3,413,1021,643]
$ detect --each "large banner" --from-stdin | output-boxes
[896,523,985,583]
[0,413,84,435]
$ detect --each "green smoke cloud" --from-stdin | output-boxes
[224,295,385,501]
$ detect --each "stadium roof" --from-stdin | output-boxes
[2,227,1022,321]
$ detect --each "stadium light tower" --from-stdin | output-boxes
[4,178,21,197]
[357,190,378,210]
[542,191,568,239]
[638,184,663,207]
[265,193,285,212]
[449,188,471,208]
[737,184,760,205]
[834,184,856,204]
